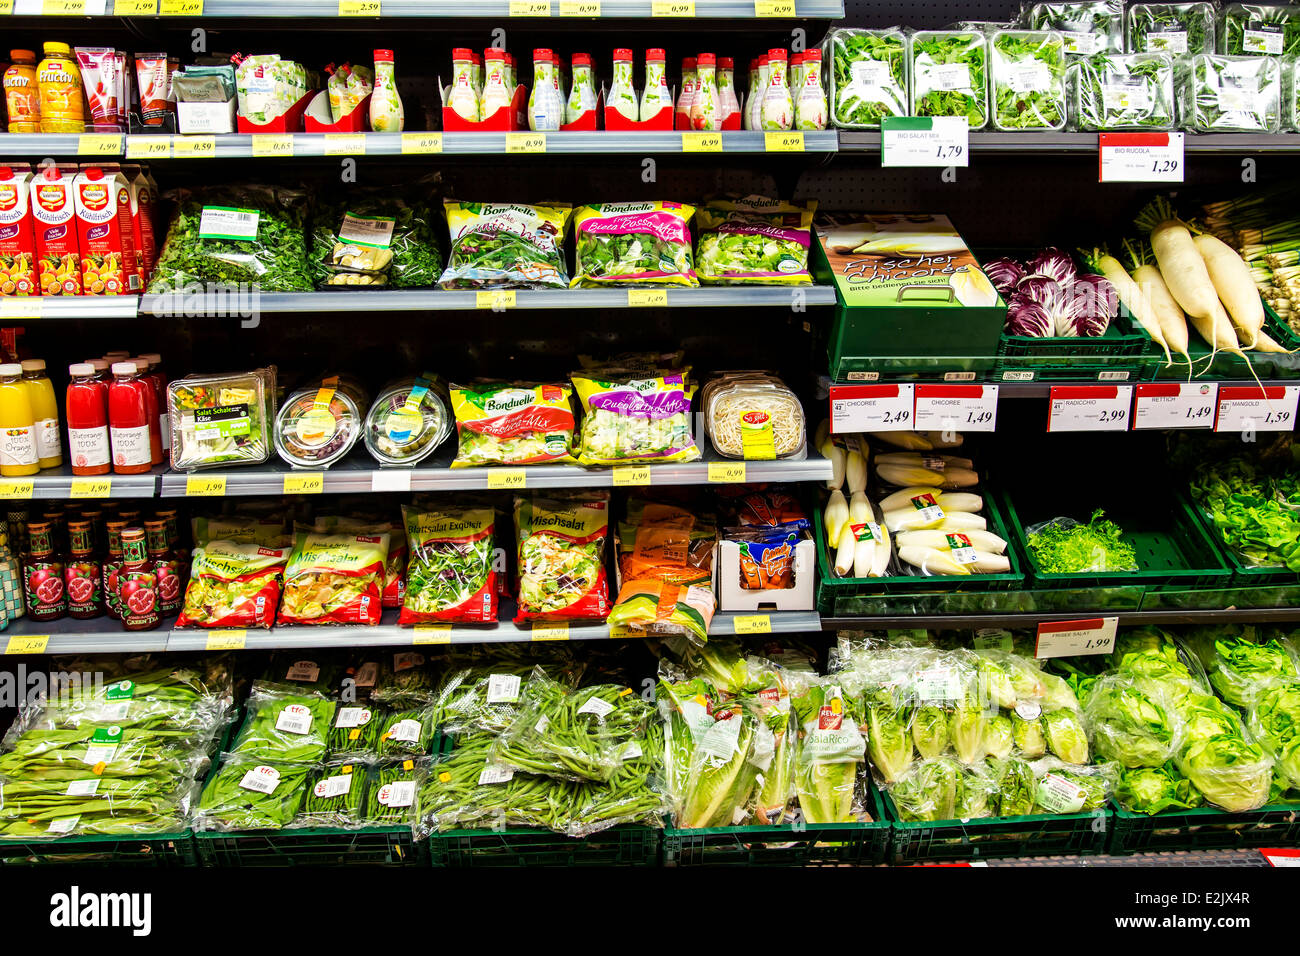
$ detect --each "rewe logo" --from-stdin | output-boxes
[49,886,152,937]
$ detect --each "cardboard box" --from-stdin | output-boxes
[72,165,141,295]
[0,165,38,296]
[714,537,815,612]
[29,164,81,296]
[177,98,236,134]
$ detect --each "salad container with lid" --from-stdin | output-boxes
[274,377,369,469]
[704,373,807,461]
[168,367,277,471]
[363,376,453,466]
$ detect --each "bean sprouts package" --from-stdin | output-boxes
[1177,53,1281,131]
[1070,52,1177,130]
[364,376,453,466]
[694,198,817,286]
[309,194,442,289]
[1221,3,1300,57]
[291,761,369,829]
[438,201,572,289]
[571,202,699,288]
[908,31,990,128]
[1126,3,1217,54]
[703,373,806,460]
[274,377,369,469]
[449,381,578,467]
[229,682,335,763]
[277,530,391,626]
[514,492,611,623]
[175,539,291,629]
[990,30,1068,130]
[1025,0,1125,55]
[168,368,277,471]
[571,369,699,465]
[828,28,910,129]
[398,504,498,624]
[194,756,314,832]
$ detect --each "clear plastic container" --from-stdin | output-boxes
[1025,0,1125,56]
[1177,52,1281,131]
[167,367,276,471]
[704,374,806,461]
[989,30,1067,130]
[909,30,989,129]
[1071,52,1176,130]
[363,377,453,466]
[827,28,909,130]
[1126,3,1216,55]
[274,379,367,469]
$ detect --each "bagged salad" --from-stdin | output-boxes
[399,504,498,625]
[571,368,699,465]
[310,193,442,289]
[828,28,909,129]
[909,31,989,128]
[277,530,391,626]
[439,201,571,289]
[989,30,1068,131]
[191,514,289,549]
[168,368,276,471]
[514,492,611,623]
[326,62,373,122]
[571,202,699,288]
[235,54,310,124]
[1071,53,1177,129]
[449,381,578,467]
[1126,3,1216,54]
[1177,53,1281,131]
[175,539,291,629]
[1025,0,1125,55]
[694,197,816,286]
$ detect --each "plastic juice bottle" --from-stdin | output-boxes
[639,48,672,122]
[117,526,158,631]
[608,49,638,122]
[718,57,740,127]
[761,48,794,131]
[102,518,125,620]
[65,518,102,619]
[0,363,39,477]
[566,53,597,124]
[20,360,61,470]
[84,358,110,381]
[675,57,697,129]
[4,50,40,133]
[144,518,181,615]
[370,50,404,133]
[66,362,110,476]
[130,359,163,466]
[795,47,827,130]
[37,43,84,134]
[449,48,480,122]
[134,353,168,452]
[108,361,152,475]
[690,53,720,131]
[22,519,66,623]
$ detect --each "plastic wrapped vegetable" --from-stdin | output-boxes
[789,678,867,823]
[194,756,313,831]
[310,194,442,289]
[277,531,390,626]
[1071,52,1177,130]
[449,381,578,467]
[863,686,913,784]
[1042,708,1090,763]
[229,682,334,763]
[990,30,1067,130]
[377,707,437,757]
[1186,627,1300,707]
[571,202,698,288]
[175,539,291,629]
[514,493,610,623]
[363,376,453,466]
[1177,53,1281,131]
[1221,3,1300,56]
[235,54,308,123]
[889,755,960,821]
[1030,758,1113,813]
[1247,677,1300,791]
[373,652,442,711]
[328,702,385,756]
[292,762,368,828]
[274,379,368,469]
[566,724,669,837]
[1026,0,1125,55]
[694,197,816,286]
[363,758,424,825]
[167,368,276,471]
[571,369,699,465]
[828,28,909,129]
[909,31,989,128]
[1083,675,1182,768]
[1175,733,1273,811]
[1114,762,1203,814]
[1126,3,1216,54]
[399,504,497,624]
[439,201,572,289]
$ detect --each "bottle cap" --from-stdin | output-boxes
[719,57,734,69]
[485,48,507,61]
[697,53,716,66]
[534,48,554,62]
[0,363,20,376]
[68,363,94,376]
[768,48,788,60]
[572,52,592,67]
[85,359,109,371]
[111,362,137,376]
[613,48,633,60]
[453,48,474,59]
[141,352,161,365]
[647,48,666,62]
[20,359,45,372]
[805,48,821,61]
[374,50,394,62]
[683,56,697,69]
[43,42,72,57]
[10,50,36,62]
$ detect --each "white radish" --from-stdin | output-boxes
[1087,246,1173,365]
[824,490,848,544]
[834,523,856,576]
[1132,263,1190,366]
[895,528,1007,554]
[878,487,983,513]
[1251,328,1291,353]
[898,546,971,576]
[1194,234,1265,348]
[884,508,987,533]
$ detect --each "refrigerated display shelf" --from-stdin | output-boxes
[824,606,1300,629]
[0,296,139,320]
[0,465,165,501]
[837,131,1300,155]
[2,613,172,654]
[12,0,849,16]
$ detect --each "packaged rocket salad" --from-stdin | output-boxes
[514,493,611,623]
[439,201,572,289]
[167,368,276,471]
[694,197,817,286]
[175,539,291,629]
[277,531,391,626]
[571,369,699,466]
[571,202,699,288]
[399,504,498,625]
[449,381,578,467]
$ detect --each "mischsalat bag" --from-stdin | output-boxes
[571,369,699,466]
[277,530,391,626]
[399,504,498,625]
[439,201,571,289]
[191,514,290,548]
[175,539,291,629]
[571,202,699,288]
[514,492,611,623]
[694,197,817,286]
[450,381,578,467]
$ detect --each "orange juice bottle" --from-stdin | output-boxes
[37,43,84,134]
[0,362,40,477]
[4,50,41,133]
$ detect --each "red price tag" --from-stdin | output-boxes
[829,383,914,433]
[1035,618,1119,659]
[1215,385,1299,432]
[1048,385,1132,432]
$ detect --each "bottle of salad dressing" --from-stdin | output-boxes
[369,49,404,132]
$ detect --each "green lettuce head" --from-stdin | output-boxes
[1177,693,1244,746]
[1175,734,1272,813]
[912,705,949,759]
[948,695,986,764]
[1202,633,1299,708]
[976,656,1017,710]
[864,689,913,784]
[983,713,1014,759]
[955,763,998,819]
[992,757,1036,817]
[791,680,866,824]
[1083,676,1180,769]
[1042,709,1089,764]
[890,756,959,822]
[1247,677,1300,790]
[1114,763,1203,815]
[1012,712,1046,758]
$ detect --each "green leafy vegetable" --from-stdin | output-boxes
[910,31,989,128]
[1026,0,1125,55]
[991,30,1067,130]
[196,758,312,831]
[1176,53,1281,132]
[828,28,908,129]
[1114,762,1203,814]
[229,683,333,763]
[790,680,866,823]
[1221,3,1300,56]
[1071,52,1177,130]
[1043,709,1090,763]
[1083,675,1180,768]
[1247,678,1300,791]
[1175,733,1273,811]
[1190,457,1300,570]
[1126,3,1216,54]
[1027,509,1138,573]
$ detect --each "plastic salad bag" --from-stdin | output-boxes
[571,368,699,465]
[363,375,453,466]
[310,194,442,288]
[277,530,391,626]
[191,514,289,548]
[694,197,817,286]
[909,30,989,128]
[399,504,498,624]
[175,539,290,629]
[514,492,611,623]
[790,676,868,823]
[1070,52,1176,130]
[439,201,571,289]
[195,756,313,831]
[1247,676,1300,790]
[571,202,698,288]
[167,368,277,471]
[989,30,1067,130]
[827,28,909,129]
[1082,674,1184,768]
[1177,53,1281,130]
[449,381,578,467]
[1126,2,1216,54]
[1025,0,1125,55]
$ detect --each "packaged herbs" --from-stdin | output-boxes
[1025,0,1125,55]
[1126,3,1217,54]
[167,368,276,471]
[694,197,817,286]
[1177,53,1281,131]
[571,202,699,288]
[909,31,989,128]
[310,194,442,289]
[828,28,909,129]
[1221,3,1300,57]
[439,201,571,289]
[990,30,1068,130]
[398,504,498,624]
[1071,53,1177,129]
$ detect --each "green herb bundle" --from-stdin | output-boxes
[1221,3,1300,57]
[1026,510,1138,573]
[828,28,908,129]
[1026,0,1125,55]
[1177,53,1281,131]
[910,31,989,128]
[371,652,441,709]
[990,30,1067,130]
[1126,2,1216,54]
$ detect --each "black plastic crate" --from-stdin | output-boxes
[1108,801,1300,855]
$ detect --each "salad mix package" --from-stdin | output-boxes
[168,368,277,471]
[310,193,442,289]
[176,539,292,629]
[514,492,611,623]
[571,202,698,288]
[449,381,578,467]
[399,504,498,624]
[363,376,453,466]
[571,369,699,466]
[277,530,391,626]
[694,197,817,286]
[439,201,572,289]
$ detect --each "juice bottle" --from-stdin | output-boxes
[65,518,102,619]
[0,362,39,477]
[102,518,125,620]
[132,358,163,465]
[84,358,110,381]
[4,50,41,133]
[136,353,168,452]
[37,43,84,134]
[21,359,61,469]
[23,520,66,623]
[117,526,159,631]
[66,362,110,476]
[145,518,182,615]
[108,361,153,475]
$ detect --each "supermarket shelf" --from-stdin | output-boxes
[91,0,845,15]
[139,286,835,316]
[823,606,1300,630]
[830,378,1299,399]
[983,848,1271,867]
[0,133,122,157]
[2,613,171,655]
[837,131,1300,155]
[0,464,164,500]
[0,296,139,320]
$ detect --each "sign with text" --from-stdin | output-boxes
[881,116,968,168]
[1215,385,1299,433]
[829,383,915,432]
[1048,385,1132,432]
[1099,132,1184,183]
[1133,382,1217,430]
[913,384,998,432]
[1035,617,1119,659]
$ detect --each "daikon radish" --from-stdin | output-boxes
[1251,328,1292,353]
[1084,245,1172,365]
[1132,262,1190,366]
[1194,234,1265,348]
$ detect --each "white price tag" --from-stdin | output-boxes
[1133,382,1218,429]
[1035,617,1119,659]
[973,628,1013,652]
[371,469,412,492]
[913,384,998,432]
[1215,385,1299,433]
[378,781,416,808]
[66,779,101,797]
[387,718,422,743]
[1263,849,1300,867]
[486,673,521,704]
[275,704,313,735]
[576,696,614,719]
[285,660,321,683]
[1098,132,1183,183]
[881,116,968,168]
[334,707,372,729]
[829,383,915,432]
[1048,385,1132,432]
[478,765,515,785]
[239,765,281,794]
[313,774,353,799]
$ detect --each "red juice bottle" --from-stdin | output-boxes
[108,361,154,474]
[131,358,163,466]
[66,362,111,476]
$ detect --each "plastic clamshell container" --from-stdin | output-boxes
[167,368,276,471]
[908,30,989,130]
[704,377,807,460]
[989,30,1068,131]
[1069,52,1176,131]
[1177,53,1280,132]
[363,379,453,466]
[827,28,910,130]
[274,385,365,469]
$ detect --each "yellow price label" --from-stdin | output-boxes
[682,131,723,152]
[160,0,202,13]
[206,630,246,651]
[78,134,122,155]
[401,133,443,154]
[43,0,84,13]
[339,0,379,12]
[0,0,13,12]
[733,614,772,635]
[126,136,171,159]
[755,0,795,14]
[412,624,452,645]
[185,475,226,497]
[173,135,216,157]
[506,132,546,153]
[486,469,527,490]
[0,298,41,318]
[251,134,294,157]
[114,0,157,12]
[283,473,325,494]
[707,462,746,483]
[608,623,639,639]
[765,131,805,152]
[476,290,516,310]
[510,0,550,13]
[652,0,694,13]
[5,635,49,654]
[323,133,367,155]
[627,289,668,307]
[70,478,112,499]
[559,0,599,12]
[0,480,34,500]
[530,624,570,641]
[612,465,651,486]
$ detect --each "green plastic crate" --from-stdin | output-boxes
[992,310,1151,384]
[882,788,1110,864]
[1108,801,1300,854]
[0,831,197,867]
[1180,491,1300,589]
[428,825,660,867]
[195,825,423,866]
[1142,302,1300,381]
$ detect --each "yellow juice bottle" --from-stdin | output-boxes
[37,42,84,134]
[0,362,40,477]
[22,359,62,469]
